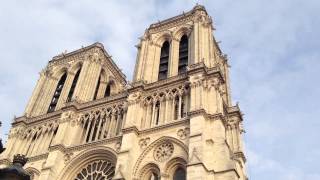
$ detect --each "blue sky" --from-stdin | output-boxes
[0,0,319,179]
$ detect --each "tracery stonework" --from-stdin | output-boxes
[154,142,174,162]
[0,5,247,180]
[75,160,115,180]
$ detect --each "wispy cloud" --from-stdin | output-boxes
[0,0,319,179]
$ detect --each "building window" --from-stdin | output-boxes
[66,67,82,102]
[173,167,186,180]
[104,83,111,97]
[174,96,179,120]
[93,75,101,100]
[178,35,188,74]
[150,172,160,180]
[155,101,160,125]
[158,41,170,80]
[48,73,67,113]
[74,160,115,180]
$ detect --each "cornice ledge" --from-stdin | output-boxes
[49,144,67,153]
[122,126,140,136]
[67,136,122,152]
[233,151,247,163]
[144,74,188,90]
[188,108,206,117]
[139,118,189,135]
[27,110,63,124]
[227,104,243,121]
[79,92,128,110]
[187,62,225,84]
[0,158,11,166]
[28,153,49,162]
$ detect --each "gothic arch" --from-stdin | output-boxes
[164,157,187,179]
[173,25,192,40]
[138,163,161,180]
[69,61,83,74]
[52,66,68,79]
[133,136,188,177]
[155,31,172,47]
[57,146,117,180]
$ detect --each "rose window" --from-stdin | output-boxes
[154,142,174,162]
[74,160,115,180]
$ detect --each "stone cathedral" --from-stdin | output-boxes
[0,5,247,180]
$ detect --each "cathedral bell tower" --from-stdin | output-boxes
[116,5,247,180]
[24,43,126,117]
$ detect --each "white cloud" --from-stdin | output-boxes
[0,0,319,179]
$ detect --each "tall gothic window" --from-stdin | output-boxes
[66,67,82,102]
[158,41,170,80]
[48,73,67,113]
[104,83,111,97]
[93,74,101,100]
[155,101,160,126]
[178,35,188,74]
[174,96,179,120]
[173,167,186,180]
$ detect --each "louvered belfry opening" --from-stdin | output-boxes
[67,67,82,102]
[93,74,101,100]
[48,73,67,113]
[158,41,170,80]
[178,35,188,74]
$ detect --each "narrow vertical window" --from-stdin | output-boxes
[178,35,188,74]
[158,41,170,80]
[93,75,101,100]
[174,96,179,120]
[104,83,111,97]
[155,101,160,125]
[173,167,186,180]
[67,67,82,102]
[48,73,67,113]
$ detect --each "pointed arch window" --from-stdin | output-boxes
[173,167,186,180]
[48,73,67,113]
[158,41,170,80]
[149,172,159,180]
[174,96,179,120]
[67,67,82,102]
[93,74,101,100]
[104,83,111,97]
[178,35,188,74]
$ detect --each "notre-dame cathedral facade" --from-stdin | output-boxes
[0,5,247,180]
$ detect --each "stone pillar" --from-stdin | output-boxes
[55,71,75,110]
[169,38,179,77]
[24,71,47,116]
[33,75,58,116]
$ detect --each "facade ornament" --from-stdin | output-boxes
[177,127,189,140]
[115,141,122,152]
[239,121,246,134]
[64,152,73,164]
[60,111,76,123]
[139,137,150,149]
[154,142,174,162]
[128,91,141,105]
[189,74,204,87]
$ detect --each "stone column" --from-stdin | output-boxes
[55,71,75,110]
[24,71,47,116]
[169,38,179,77]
